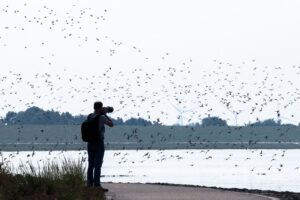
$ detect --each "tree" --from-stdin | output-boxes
[3,107,85,125]
[111,117,124,125]
[4,111,18,124]
[124,117,152,126]
[201,116,227,127]
[249,118,281,126]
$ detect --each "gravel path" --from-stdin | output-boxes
[103,183,277,200]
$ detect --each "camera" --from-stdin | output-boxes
[103,106,114,114]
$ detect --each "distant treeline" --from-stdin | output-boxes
[0,106,298,127]
[1,107,153,126]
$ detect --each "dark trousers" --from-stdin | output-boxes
[87,141,105,186]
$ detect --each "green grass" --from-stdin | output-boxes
[0,157,105,200]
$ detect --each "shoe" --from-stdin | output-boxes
[101,187,109,192]
[86,183,93,187]
[95,185,109,192]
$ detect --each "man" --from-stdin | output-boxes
[87,101,113,192]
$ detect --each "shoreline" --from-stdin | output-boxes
[145,182,299,200]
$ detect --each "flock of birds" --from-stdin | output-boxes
[0,1,300,177]
[0,2,299,124]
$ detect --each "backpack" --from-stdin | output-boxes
[81,114,101,142]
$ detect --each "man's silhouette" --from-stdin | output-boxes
[87,101,113,192]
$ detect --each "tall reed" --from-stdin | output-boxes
[0,156,105,200]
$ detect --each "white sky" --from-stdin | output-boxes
[0,0,300,125]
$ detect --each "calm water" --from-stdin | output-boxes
[1,149,300,192]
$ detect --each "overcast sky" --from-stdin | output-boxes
[0,0,300,125]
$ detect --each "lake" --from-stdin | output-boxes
[1,125,300,150]
[1,149,299,193]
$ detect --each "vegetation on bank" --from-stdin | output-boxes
[0,158,105,200]
[1,106,299,127]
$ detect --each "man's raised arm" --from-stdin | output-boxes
[104,114,114,127]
